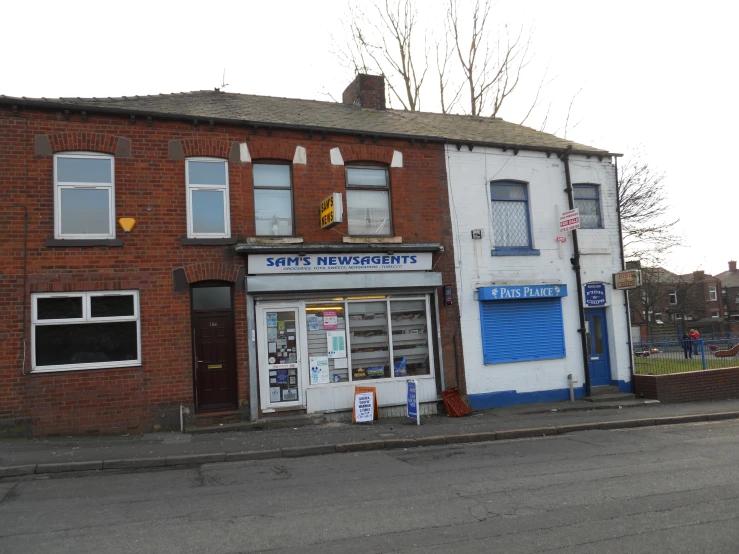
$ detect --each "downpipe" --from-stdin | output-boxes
[614,157,635,387]
[562,147,592,398]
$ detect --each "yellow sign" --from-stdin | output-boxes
[320,193,343,230]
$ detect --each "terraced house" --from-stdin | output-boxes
[0,74,629,436]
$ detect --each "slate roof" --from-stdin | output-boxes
[0,90,613,156]
[715,270,739,288]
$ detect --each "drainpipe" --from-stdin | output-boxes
[562,147,592,397]
[614,157,635,388]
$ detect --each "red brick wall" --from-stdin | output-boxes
[0,103,461,435]
[634,366,739,403]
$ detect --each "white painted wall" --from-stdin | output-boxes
[445,146,631,401]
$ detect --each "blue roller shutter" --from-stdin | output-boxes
[480,298,565,364]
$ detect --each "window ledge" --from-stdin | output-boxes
[180,238,237,246]
[246,237,304,245]
[45,238,123,247]
[31,363,142,374]
[343,236,403,244]
[490,248,540,257]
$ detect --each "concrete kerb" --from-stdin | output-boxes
[4,410,739,478]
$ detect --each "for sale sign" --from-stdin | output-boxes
[559,208,581,233]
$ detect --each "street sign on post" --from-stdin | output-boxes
[407,379,420,425]
[559,208,581,233]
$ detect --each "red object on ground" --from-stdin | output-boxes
[442,387,474,417]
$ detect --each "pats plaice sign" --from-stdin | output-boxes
[478,284,568,301]
[248,252,433,274]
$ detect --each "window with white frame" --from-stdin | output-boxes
[712,310,720,318]
[345,166,392,236]
[573,184,602,228]
[490,181,532,249]
[676,313,683,320]
[54,152,115,239]
[253,163,294,236]
[32,291,141,372]
[186,158,230,238]
[709,285,718,301]
[669,291,677,305]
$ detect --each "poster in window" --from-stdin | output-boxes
[277,369,288,384]
[309,356,330,384]
[269,387,281,402]
[307,314,320,331]
[326,331,347,359]
[266,313,277,327]
[323,310,338,330]
[278,321,286,331]
[283,388,298,401]
[267,327,278,341]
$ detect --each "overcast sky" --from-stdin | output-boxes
[4,0,736,275]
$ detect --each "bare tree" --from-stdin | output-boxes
[619,148,680,264]
[447,0,532,116]
[337,0,429,111]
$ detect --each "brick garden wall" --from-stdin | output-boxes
[0,101,462,436]
[634,367,739,403]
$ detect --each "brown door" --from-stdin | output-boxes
[191,286,237,411]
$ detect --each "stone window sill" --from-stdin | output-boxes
[180,238,237,246]
[342,236,403,244]
[490,248,541,257]
[45,238,123,247]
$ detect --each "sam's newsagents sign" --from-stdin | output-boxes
[248,253,433,274]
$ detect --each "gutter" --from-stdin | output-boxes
[234,242,441,255]
[0,96,618,160]
[614,157,635,386]
[562,146,592,397]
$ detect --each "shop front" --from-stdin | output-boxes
[239,246,445,418]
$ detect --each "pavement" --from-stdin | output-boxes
[3,396,739,478]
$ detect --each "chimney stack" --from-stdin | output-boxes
[730,260,737,272]
[342,74,386,110]
[693,270,705,280]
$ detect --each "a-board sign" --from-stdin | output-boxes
[320,193,343,230]
[613,269,642,290]
[407,380,420,425]
[352,386,378,423]
[559,208,581,233]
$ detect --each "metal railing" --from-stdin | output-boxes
[633,339,739,375]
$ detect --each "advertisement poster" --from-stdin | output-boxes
[277,369,288,384]
[307,314,320,331]
[354,392,374,423]
[267,327,277,341]
[269,388,281,402]
[323,310,338,330]
[326,331,347,359]
[266,313,277,327]
[309,356,330,384]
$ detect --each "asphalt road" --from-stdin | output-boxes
[3,420,739,553]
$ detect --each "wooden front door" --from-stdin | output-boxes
[192,285,238,411]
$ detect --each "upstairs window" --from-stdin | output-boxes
[346,166,392,236]
[186,158,230,238]
[253,163,294,236]
[573,184,602,228]
[669,291,677,305]
[54,153,115,239]
[709,285,718,301]
[490,182,531,249]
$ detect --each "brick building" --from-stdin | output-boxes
[715,260,739,330]
[0,75,465,436]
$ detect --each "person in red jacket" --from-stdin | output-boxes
[689,328,701,356]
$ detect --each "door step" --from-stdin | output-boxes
[583,392,635,403]
[589,385,620,396]
[186,413,326,434]
[194,410,243,427]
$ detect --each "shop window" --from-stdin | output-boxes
[253,163,294,236]
[345,166,392,236]
[186,158,230,238]
[54,152,115,239]
[32,291,140,372]
[480,298,565,364]
[305,296,432,384]
[573,184,602,228]
[489,181,535,253]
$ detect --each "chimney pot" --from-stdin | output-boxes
[342,74,386,110]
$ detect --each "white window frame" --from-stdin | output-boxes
[669,291,677,305]
[709,285,718,301]
[31,290,141,373]
[711,310,720,319]
[54,152,115,239]
[185,157,231,239]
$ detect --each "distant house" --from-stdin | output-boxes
[714,261,739,330]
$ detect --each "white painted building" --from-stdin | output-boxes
[446,144,632,408]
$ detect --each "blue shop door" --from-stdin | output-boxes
[585,308,611,386]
